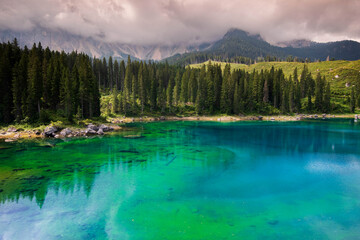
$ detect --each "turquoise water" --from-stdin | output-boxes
[1,120,360,239]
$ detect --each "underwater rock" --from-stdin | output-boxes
[119,150,139,153]
[123,135,144,139]
[267,220,279,225]
[166,156,176,166]
[12,168,26,172]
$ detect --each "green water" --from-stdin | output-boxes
[1,120,360,239]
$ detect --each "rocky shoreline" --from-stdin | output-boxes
[0,123,122,142]
[1,114,358,142]
[108,113,348,124]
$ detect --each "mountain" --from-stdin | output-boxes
[276,39,315,48]
[1,27,359,63]
[0,28,211,61]
[165,29,360,65]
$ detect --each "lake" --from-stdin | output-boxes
[1,119,360,239]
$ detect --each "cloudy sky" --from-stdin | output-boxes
[0,0,359,45]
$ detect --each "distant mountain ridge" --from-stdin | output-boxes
[276,39,315,48]
[166,29,360,64]
[0,28,211,61]
[1,27,359,63]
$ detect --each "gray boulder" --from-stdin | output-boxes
[7,127,17,132]
[87,124,99,131]
[99,124,109,132]
[60,128,72,137]
[99,124,114,132]
[97,128,104,135]
[86,129,97,135]
[44,126,58,137]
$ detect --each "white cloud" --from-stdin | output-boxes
[0,0,359,45]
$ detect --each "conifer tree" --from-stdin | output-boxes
[350,87,356,113]
[12,52,28,121]
[233,81,240,114]
[314,73,323,111]
[263,76,269,103]
[180,67,190,103]
[307,89,313,112]
[188,70,197,103]
[108,56,113,91]
[167,76,174,112]
[323,82,331,113]
[61,68,73,120]
[26,44,43,121]
[173,70,181,106]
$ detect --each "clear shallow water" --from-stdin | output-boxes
[1,119,360,239]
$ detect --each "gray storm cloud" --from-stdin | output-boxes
[0,0,359,45]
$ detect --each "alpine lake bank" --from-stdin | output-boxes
[1,113,359,142]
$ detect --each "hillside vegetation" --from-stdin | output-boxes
[191,60,360,95]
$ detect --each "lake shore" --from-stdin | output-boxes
[109,113,357,123]
[0,114,358,142]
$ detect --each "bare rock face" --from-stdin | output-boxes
[44,126,58,137]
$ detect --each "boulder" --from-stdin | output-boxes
[97,128,104,135]
[34,130,41,135]
[44,126,58,137]
[60,128,72,137]
[85,129,97,135]
[257,116,263,121]
[99,124,112,132]
[7,127,17,132]
[160,116,166,121]
[87,124,99,131]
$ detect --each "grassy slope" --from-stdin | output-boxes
[191,60,360,94]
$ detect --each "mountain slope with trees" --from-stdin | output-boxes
[1,39,359,126]
[166,29,360,65]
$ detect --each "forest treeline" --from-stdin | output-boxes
[0,40,100,123]
[101,56,332,116]
[0,40,357,124]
